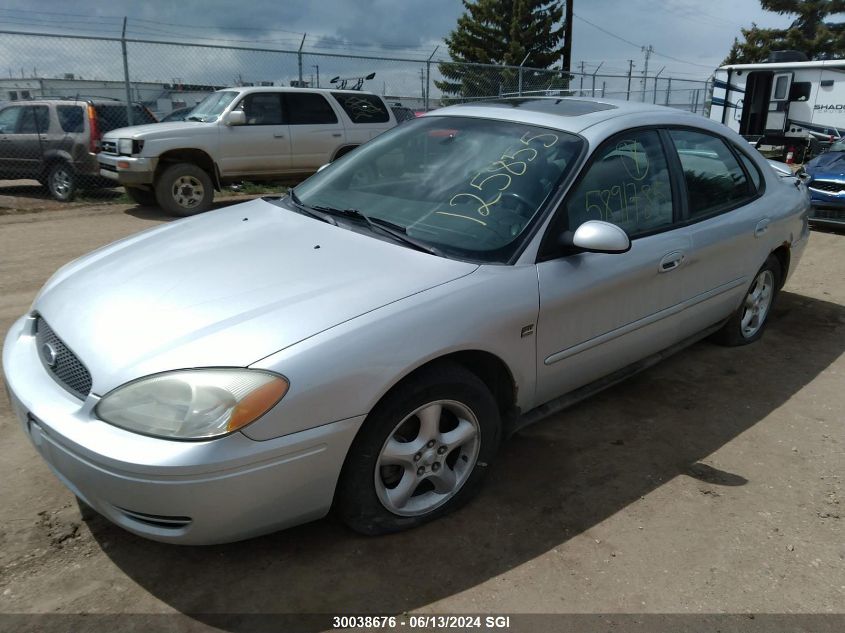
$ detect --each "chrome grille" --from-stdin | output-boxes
[100,140,117,154]
[809,179,845,193]
[35,316,92,400]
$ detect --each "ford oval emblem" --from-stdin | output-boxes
[41,342,58,368]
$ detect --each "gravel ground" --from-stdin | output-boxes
[0,203,842,632]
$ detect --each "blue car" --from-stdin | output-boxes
[803,140,845,227]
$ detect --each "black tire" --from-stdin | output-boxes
[46,162,77,202]
[711,254,782,346]
[154,162,214,216]
[335,362,501,535]
[124,186,158,207]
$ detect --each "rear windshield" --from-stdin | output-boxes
[331,92,390,123]
[95,105,157,132]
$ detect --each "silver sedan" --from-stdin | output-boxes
[2,98,810,544]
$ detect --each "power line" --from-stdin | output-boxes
[572,13,715,70]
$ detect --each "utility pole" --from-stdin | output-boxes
[641,45,653,102]
[626,59,634,100]
[562,0,573,76]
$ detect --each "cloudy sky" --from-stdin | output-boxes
[0,0,797,77]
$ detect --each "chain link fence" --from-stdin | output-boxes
[0,29,713,201]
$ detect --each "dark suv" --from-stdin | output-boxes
[0,97,156,201]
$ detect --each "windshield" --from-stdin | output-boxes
[292,116,583,263]
[186,91,238,122]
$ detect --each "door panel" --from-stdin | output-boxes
[535,129,692,405]
[218,93,291,177]
[284,92,345,171]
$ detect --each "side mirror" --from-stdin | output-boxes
[567,220,631,254]
[224,110,246,126]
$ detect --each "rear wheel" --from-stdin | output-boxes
[125,186,158,207]
[335,362,501,535]
[46,162,77,202]
[712,255,781,346]
[154,162,214,216]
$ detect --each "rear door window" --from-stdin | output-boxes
[284,93,338,124]
[331,92,390,123]
[57,105,85,133]
[668,129,752,219]
[18,106,50,133]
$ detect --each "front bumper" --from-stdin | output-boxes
[807,185,845,226]
[97,153,157,185]
[2,314,363,545]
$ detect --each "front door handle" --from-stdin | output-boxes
[658,250,685,273]
[273,133,285,138]
[332,133,343,138]
[755,218,771,237]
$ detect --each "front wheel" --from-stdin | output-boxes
[335,362,501,535]
[154,163,214,216]
[712,255,782,346]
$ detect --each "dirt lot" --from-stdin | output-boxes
[0,202,843,632]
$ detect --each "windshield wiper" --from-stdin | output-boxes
[310,205,441,256]
[286,191,338,225]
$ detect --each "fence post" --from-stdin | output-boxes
[602,81,606,97]
[591,61,603,97]
[121,17,133,126]
[626,59,633,100]
[665,78,672,105]
[653,67,664,104]
[425,46,438,111]
[297,34,306,85]
[518,53,529,96]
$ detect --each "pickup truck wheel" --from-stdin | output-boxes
[124,186,158,207]
[47,162,77,202]
[335,362,501,535]
[155,163,214,216]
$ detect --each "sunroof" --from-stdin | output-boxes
[469,98,617,116]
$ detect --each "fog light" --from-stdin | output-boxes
[117,161,130,169]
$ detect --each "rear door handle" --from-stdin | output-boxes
[755,218,771,237]
[332,133,343,138]
[659,250,685,273]
[273,133,285,138]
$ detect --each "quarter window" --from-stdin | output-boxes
[237,93,284,126]
[57,105,84,133]
[737,152,762,192]
[332,92,389,123]
[562,130,673,236]
[668,129,751,219]
[284,93,338,125]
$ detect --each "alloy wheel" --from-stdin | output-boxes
[741,269,775,339]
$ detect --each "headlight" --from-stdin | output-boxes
[118,138,134,155]
[95,369,289,440]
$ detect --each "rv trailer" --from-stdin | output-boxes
[711,51,845,160]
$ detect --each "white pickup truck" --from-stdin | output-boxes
[98,87,397,215]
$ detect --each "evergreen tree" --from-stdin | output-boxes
[725,1,845,64]
[436,0,566,101]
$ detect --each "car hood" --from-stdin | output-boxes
[34,198,478,394]
[805,151,845,175]
[103,121,215,140]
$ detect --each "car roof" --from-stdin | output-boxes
[426,97,699,134]
[218,86,383,97]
